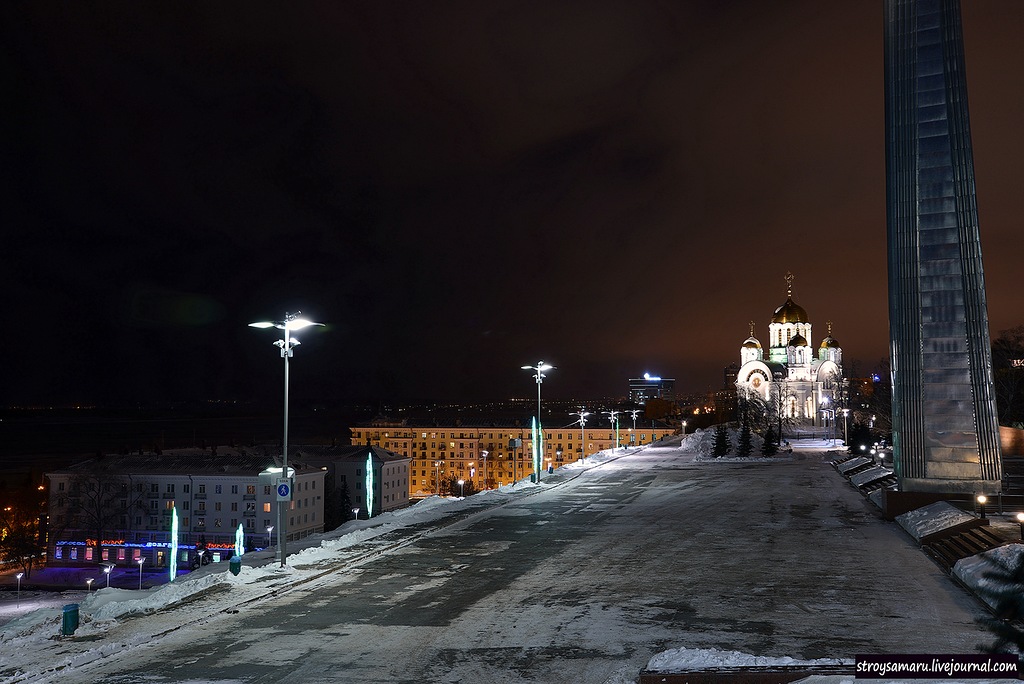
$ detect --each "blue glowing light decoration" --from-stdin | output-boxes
[235,524,245,557]
[365,452,374,518]
[169,507,179,582]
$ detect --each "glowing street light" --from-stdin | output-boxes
[86,578,94,592]
[571,409,591,463]
[603,410,620,450]
[481,451,489,490]
[249,311,324,568]
[266,525,274,550]
[977,495,988,520]
[137,557,145,590]
[1017,512,1024,540]
[521,361,554,482]
[458,479,465,498]
[16,572,23,607]
[103,564,113,588]
[682,419,687,436]
[842,408,850,446]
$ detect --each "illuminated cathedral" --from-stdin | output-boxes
[734,273,844,427]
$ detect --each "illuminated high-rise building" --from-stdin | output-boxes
[885,0,1001,492]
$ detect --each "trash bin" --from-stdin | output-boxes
[530,474,536,483]
[229,556,241,576]
[62,603,79,636]
[547,465,554,474]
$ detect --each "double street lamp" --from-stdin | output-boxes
[521,361,554,482]
[571,409,591,463]
[249,312,324,568]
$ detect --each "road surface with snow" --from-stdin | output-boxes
[1,440,995,683]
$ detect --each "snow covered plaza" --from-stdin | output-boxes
[1,436,1012,683]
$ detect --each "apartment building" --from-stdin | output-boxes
[349,419,675,498]
[46,447,325,568]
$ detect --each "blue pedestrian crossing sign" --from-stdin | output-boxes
[276,478,292,501]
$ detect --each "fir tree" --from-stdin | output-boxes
[712,425,731,457]
[737,421,753,457]
[761,427,779,457]
[976,549,1024,662]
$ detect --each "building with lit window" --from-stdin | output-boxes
[45,447,325,568]
[349,419,676,499]
[628,373,676,404]
[289,444,410,522]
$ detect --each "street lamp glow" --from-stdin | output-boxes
[103,564,112,588]
[137,557,145,590]
[266,525,274,549]
[16,572,23,607]
[458,479,465,498]
[86,578,94,592]
[250,310,324,568]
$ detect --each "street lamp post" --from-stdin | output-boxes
[842,408,850,446]
[266,526,274,549]
[104,564,112,588]
[603,410,620,450]
[16,572,23,607]
[458,479,465,498]
[198,549,206,568]
[1017,512,1024,540]
[86,578,94,592]
[137,557,145,590]
[682,420,687,436]
[434,461,443,495]
[481,451,489,489]
[571,409,590,463]
[521,361,554,482]
[977,495,988,520]
[250,312,324,568]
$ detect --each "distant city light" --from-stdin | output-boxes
[643,373,662,381]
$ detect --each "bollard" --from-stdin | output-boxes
[61,604,79,636]
[229,556,241,576]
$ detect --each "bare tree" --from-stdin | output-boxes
[57,468,147,558]
[0,483,44,578]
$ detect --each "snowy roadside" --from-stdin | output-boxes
[1,446,642,683]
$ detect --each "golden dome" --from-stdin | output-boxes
[788,333,808,347]
[820,336,841,349]
[771,297,808,324]
[742,336,762,349]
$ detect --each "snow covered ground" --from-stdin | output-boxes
[1,436,1016,683]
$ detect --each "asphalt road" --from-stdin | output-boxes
[63,445,991,683]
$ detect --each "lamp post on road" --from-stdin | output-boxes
[603,410,620,450]
[137,557,145,590]
[481,451,489,489]
[842,408,850,446]
[86,578,94,592]
[522,361,554,482]
[266,525,274,550]
[249,311,324,568]
[571,409,591,463]
[458,479,465,498]
[103,564,112,588]
[16,572,22,607]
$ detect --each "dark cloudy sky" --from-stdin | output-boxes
[3,2,1023,408]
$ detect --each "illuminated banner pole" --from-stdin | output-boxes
[169,507,179,582]
[365,452,375,518]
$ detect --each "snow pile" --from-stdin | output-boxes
[646,646,851,672]
[896,501,976,543]
[953,543,1024,610]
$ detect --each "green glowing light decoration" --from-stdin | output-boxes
[235,523,245,557]
[532,416,542,480]
[169,506,179,582]
[365,452,374,518]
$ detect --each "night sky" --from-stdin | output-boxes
[4,2,1024,408]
